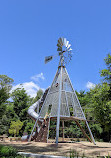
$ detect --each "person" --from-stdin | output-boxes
[43,112,50,127]
[56,82,59,87]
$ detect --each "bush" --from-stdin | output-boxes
[0,145,26,158]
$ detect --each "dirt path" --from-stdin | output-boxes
[0,141,111,157]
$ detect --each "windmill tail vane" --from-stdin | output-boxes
[45,55,53,64]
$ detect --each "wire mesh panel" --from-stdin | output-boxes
[50,92,59,117]
[60,91,70,116]
[62,68,73,92]
[72,93,84,119]
[66,92,76,117]
[39,93,51,118]
[39,92,59,118]
[39,66,85,119]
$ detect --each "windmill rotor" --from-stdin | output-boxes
[57,37,72,64]
[44,37,72,65]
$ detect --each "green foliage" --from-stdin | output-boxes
[90,123,103,139]
[68,149,86,158]
[0,75,14,89]
[33,89,43,103]
[11,88,32,120]
[76,90,89,107]
[83,54,111,141]
[10,88,33,136]
[82,83,111,141]
[24,122,35,134]
[100,53,111,85]
[0,75,14,120]
[0,89,8,106]
[0,103,6,120]
[0,145,17,157]
[0,75,14,105]
[9,120,23,137]
[0,145,27,158]
[0,102,18,135]
[90,84,111,132]
[0,75,14,135]
[64,121,83,138]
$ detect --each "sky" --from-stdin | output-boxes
[0,0,111,97]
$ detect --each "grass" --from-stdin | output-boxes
[65,149,87,158]
[66,149,111,158]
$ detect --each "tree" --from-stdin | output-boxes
[33,89,43,103]
[0,102,18,135]
[76,90,88,107]
[24,122,35,134]
[0,75,14,105]
[11,88,32,121]
[90,84,111,132]
[11,88,33,136]
[9,120,23,137]
[85,54,111,141]
[0,75,14,120]
[100,53,111,85]
[0,75,14,135]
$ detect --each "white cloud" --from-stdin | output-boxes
[11,81,45,98]
[31,73,45,82]
[86,81,96,89]
[10,73,45,98]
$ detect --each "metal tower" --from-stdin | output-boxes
[28,37,96,145]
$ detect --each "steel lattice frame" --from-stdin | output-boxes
[29,37,96,145]
[38,61,96,145]
[39,67,85,119]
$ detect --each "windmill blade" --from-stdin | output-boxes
[66,41,69,47]
[67,44,71,49]
[57,43,62,48]
[45,55,53,64]
[61,38,64,45]
[68,48,72,51]
[63,38,67,46]
[58,38,63,46]
[57,47,62,52]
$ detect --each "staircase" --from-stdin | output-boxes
[35,118,49,143]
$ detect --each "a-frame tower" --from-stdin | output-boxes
[28,37,96,145]
[39,55,96,145]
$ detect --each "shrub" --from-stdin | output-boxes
[0,145,26,158]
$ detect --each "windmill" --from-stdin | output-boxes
[28,37,96,145]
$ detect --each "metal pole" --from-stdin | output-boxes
[28,101,40,142]
[28,119,38,142]
[86,120,96,145]
[47,115,51,143]
[56,66,62,144]
[62,120,64,141]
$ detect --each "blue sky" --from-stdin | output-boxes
[0,0,111,97]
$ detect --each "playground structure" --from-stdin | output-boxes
[23,37,96,145]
